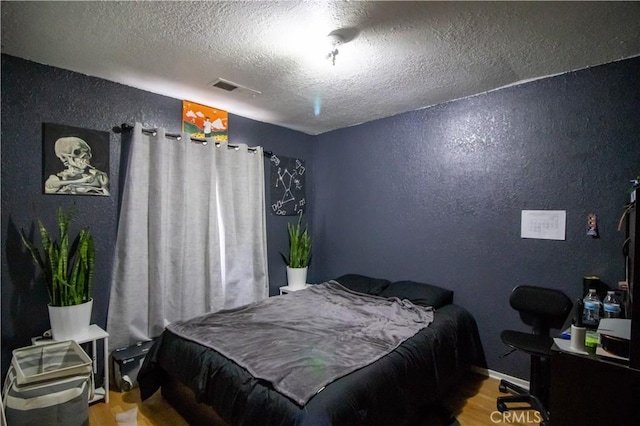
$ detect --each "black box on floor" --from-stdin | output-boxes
[112,340,154,392]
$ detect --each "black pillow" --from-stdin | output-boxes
[334,274,391,296]
[379,280,454,308]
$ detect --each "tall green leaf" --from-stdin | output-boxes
[284,212,311,268]
[20,206,95,307]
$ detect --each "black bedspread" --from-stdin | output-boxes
[139,301,483,426]
[165,282,434,405]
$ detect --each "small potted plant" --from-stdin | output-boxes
[281,211,311,290]
[20,205,95,340]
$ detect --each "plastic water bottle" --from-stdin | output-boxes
[602,291,621,319]
[582,289,601,328]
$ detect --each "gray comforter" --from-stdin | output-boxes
[167,281,434,405]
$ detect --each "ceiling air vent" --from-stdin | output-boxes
[210,78,261,97]
[212,79,238,91]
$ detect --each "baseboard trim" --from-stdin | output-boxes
[471,366,530,390]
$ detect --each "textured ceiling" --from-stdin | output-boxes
[2,1,640,135]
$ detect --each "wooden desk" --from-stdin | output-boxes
[550,346,640,425]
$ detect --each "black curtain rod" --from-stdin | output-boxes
[115,123,273,157]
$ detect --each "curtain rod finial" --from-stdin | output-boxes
[112,123,135,134]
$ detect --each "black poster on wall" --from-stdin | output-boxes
[269,154,306,216]
[42,122,110,196]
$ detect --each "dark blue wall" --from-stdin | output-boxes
[1,54,313,379]
[312,57,640,379]
[3,53,639,384]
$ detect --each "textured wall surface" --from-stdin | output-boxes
[0,55,313,380]
[313,57,640,379]
[3,53,639,386]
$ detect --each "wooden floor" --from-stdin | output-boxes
[89,373,541,425]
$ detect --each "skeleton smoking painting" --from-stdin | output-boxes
[43,123,110,196]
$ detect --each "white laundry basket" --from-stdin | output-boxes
[2,340,93,426]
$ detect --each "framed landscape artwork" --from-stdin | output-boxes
[182,100,228,142]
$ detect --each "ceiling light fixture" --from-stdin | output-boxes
[326,33,344,66]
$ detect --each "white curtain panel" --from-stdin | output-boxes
[107,123,268,351]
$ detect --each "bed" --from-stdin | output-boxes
[138,274,484,426]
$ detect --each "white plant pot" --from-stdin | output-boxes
[48,298,93,341]
[286,266,308,290]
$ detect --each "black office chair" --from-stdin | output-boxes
[497,285,572,425]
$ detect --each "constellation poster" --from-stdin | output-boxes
[270,154,306,216]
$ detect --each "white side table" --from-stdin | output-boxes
[279,284,311,295]
[32,324,109,403]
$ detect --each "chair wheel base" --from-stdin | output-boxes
[497,388,549,424]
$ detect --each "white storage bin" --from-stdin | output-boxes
[11,340,92,385]
[2,341,94,426]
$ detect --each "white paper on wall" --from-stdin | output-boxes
[521,210,566,241]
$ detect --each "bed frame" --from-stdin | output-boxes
[161,376,227,426]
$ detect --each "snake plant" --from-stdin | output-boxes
[282,211,311,268]
[20,206,95,307]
